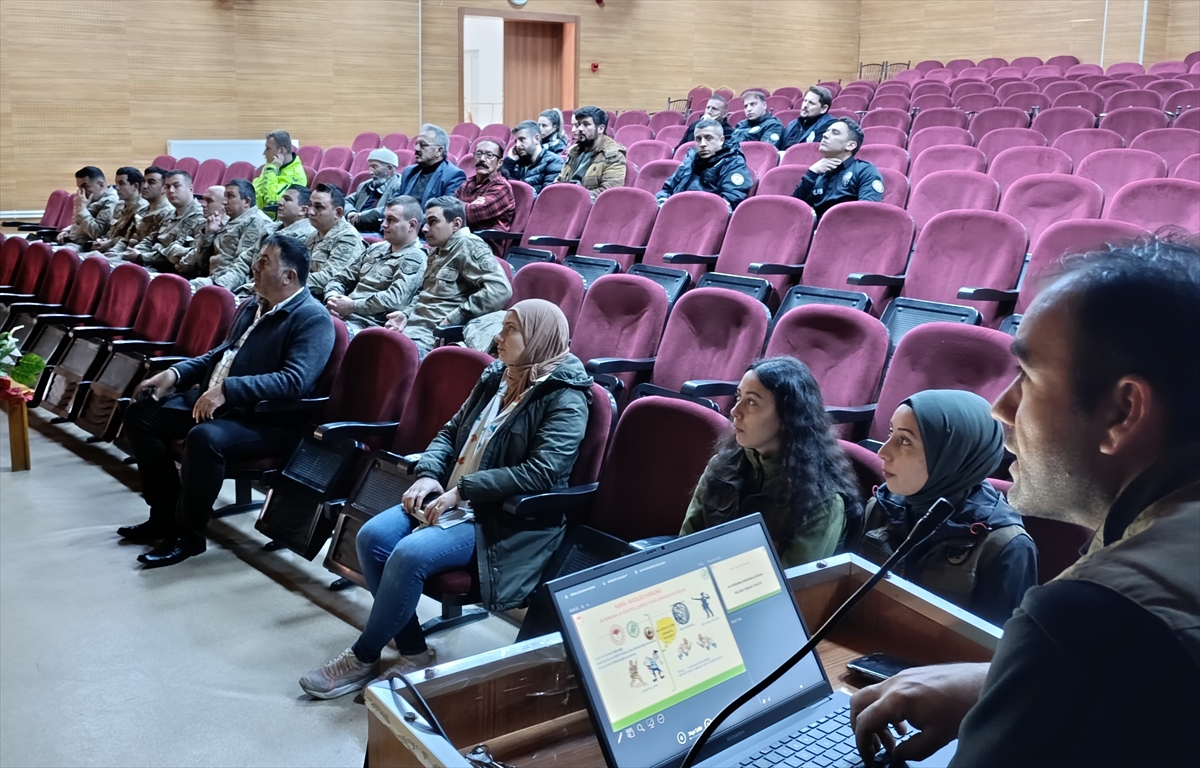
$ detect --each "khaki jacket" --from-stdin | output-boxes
[306,217,366,299]
[325,239,427,328]
[98,197,148,252]
[192,207,272,290]
[64,187,119,248]
[136,199,205,272]
[554,134,627,199]
[210,217,317,296]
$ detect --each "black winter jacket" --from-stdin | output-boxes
[501,149,566,195]
[657,144,755,209]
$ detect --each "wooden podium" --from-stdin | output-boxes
[365,554,1002,768]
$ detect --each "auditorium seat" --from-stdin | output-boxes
[1075,148,1168,211]
[614,124,654,147]
[311,168,351,195]
[999,173,1104,246]
[995,81,1038,101]
[174,157,200,178]
[1174,107,1200,131]
[861,108,911,132]
[302,165,316,186]
[632,159,681,195]
[477,123,510,143]
[906,170,1001,234]
[907,126,974,161]
[4,190,68,238]
[772,86,804,101]
[976,127,1048,161]
[1164,88,1200,113]
[1173,153,1200,182]
[505,263,585,333]
[756,165,809,196]
[297,145,323,169]
[911,93,953,110]
[955,93,1001,112]
[1130,128,1200,173]
[0,240,49,299]
[739,141,780,180]
[878,168,910,208]
[951,81,994,99]
[1092,79,1132,102]
[14,253,106,349]
[988,145,1074,193]
[1043,80,1085,102]
[915,59,944,73]
[862,125,908,148]
[648,110,685,134]
[625,139,673,176]
[1066,63,1104,78]
[319,146,353,172]
[348,150,371,177]
[478,183,591,270]
[381,133,408,151]
[1105,88,1163,112]
[1002,91,1051,111]
[968,107,1032,140]
[1052,127,1126,165]
[0,246,77,331]
[869,93,910,111]
[506,180,534,241]
[831,93,869,112]
[1099,106,1170,144]
[614,110,649,129]
[911,107,970,133]
[570,273,669,399]
[1031,106,1098,144]
[1104,178,1200,232]
[978,57,1008,74]
[1050,89,1104,114]
[221,161,256,184]
[654,124,687,147]
[1146,79,1192,100]
[447,134,470,159]
[1107,61,1145,76]
[191,158,227,191]
[350,132,381,152]
[857,144,910,173]
[909,145,987,187]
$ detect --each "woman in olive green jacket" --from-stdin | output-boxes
[680,357,862,569]
[301,300,592,700]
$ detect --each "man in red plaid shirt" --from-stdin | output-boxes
[455,138,516,257]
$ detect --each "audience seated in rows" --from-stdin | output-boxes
[190,179,271,292]
[324,196,426,334]
[680,357,862,568]
[57,166,119,251]
[537,108,570,155]
[397,124,467,208]
[344,148,404,233]
[305,183,366,300]
[253,130,307,216]
[104,165,173,262]
[676,93,734,151]
[555,106,627,200]
[501,120,565,194]
[455,138,516,255]
[93,166,149,257]
[863,390,1038,626]
[730,90,785,148]
[117,234,338,567]
[300,300,591,699]
[780,86,837,150]
[383,196,511,357]
[657,118,754,210]
[792,117,884,218]
[204,183,317,296]
[136,170,205,272]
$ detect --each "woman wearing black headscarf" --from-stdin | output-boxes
[859,390,1038,626]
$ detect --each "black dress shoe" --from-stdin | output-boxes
[117,520,171,543]
[137,538,206,568]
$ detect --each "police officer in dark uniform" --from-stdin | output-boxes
[780,86,838,150]
[658,118,755,210]
[793,117,884,218]
[730,90,785,148]
[675,94,735,151]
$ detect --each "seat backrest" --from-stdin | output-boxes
[1030,106,1098,144]
[312,316,350,398]
[632,159,681,195]
[62,255,110,316]
[713,196,815,295]
[320,146,354,171]
[508,180,535,234]
[879,168,910,208]
[654,124,687,147]
[803,201,915,311]
[39,190,70,228]
[1043,80,1086,101]
[8,240,50,295]
[151,155,177,171]
[1164,88,1200,113]
[904,210,1028,325]
[739,141,781,179]
[909,145,987,187]
[173,286,237,358]
[831,93,868,112]
[1146,79,1191,99]
[1047,54,1081,69]
[311,168,351,195]
[906,169,1001,233]
[1174,153,1200,182]
[756,164,809,197]
[1052,127,1126,166]
[571,273,668,372]
[571,384,618,487]
[1051,89,1105,114]
[576,187,658,263]
[1002,91,1051,111]
[615,110,650,129]
[625,139,673,172]
[999,173,1103,246]
[33,247,79,305]
[1107,61,1145,76]
[641,192,731,276]
[968,107,1031,140]
[673,141,697,162]
[392,346,494,454]
[1018,219,1150,314]
[614,124,654,148]
[174,157,200,178]
[766,303,888,409]
[297,145,323,168]
[955,92,1001,112]
[648,110,685,133]
[1012,56,1044,71]
[508,262,586,333]
[861,108,912,131]
[1105,88,1163,112]
[868,94,911,112]
[856,144,910,174]
[988,145,1075,193]
[1129,127,1200,173]
[951,80,993,99]
[862,125,908,148]
[451,122,481,141]
[192,158,227,191]
[447,134,471,159]
[351,131,381,152]
[93,263,151,327]
[479,123,510,142]
[868,322,1018,441]
[912,93,953,110]
[995,80,1038,100]
[651,288,769,393]
[907,126,974,160]
[590,395,729,540]
[519,183,592,259]
[915,59,944,72]
[976,127,1048,161]
[130,273,191,341]
[911,107,970,134]
[382,133,409,151]
[1075,148,1168,211]
[348,150,372,177]
[1067,63,1105,77]
[325,326,419,426]
[781,143,824,167]
[1098,107,1170,144]
[1104,177,1200,232]
[222,161,256,185]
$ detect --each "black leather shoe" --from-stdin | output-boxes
[137,538,206,568]
[117,520,171,543]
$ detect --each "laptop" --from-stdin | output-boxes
[547,514,957,768]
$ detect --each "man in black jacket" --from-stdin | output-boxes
[792,117,883,218]
[658,119,754,210]
[675,94,734,151]
[118,234,337,567]
[501,120,565,195]
[780,85,838,150]
[731,90,785,148]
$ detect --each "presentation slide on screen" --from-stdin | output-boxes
[571,566,747,732]
[707,546,783,612]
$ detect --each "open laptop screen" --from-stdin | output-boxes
[549,516,831,768]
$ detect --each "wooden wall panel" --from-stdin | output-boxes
[503,22,563,128]
[1168,0,1200,60]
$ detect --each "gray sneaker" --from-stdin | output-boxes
[300,648,378,700]
[378,648,438,682]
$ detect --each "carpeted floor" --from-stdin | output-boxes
[0,410,517,767]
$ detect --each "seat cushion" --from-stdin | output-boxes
[424,568,480,600]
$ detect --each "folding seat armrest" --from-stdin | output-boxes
[5,301,64,315]
[748,262,805,276]
[144,356,188,372]
[0,292,38,303]
[629,535,677,551]
[502,482,598,516]
[252,396,328,414]
[585,356,656,374]
[109,339,174,353]
[662,252,719,265]
[69,325,134,339]
[432,325,465,343]
[957,286,1018,301]
[847,273,905,287]
[14,224,43,231]
[856,439,884,454]
[526,235,581,250]
[476,229,524,243]
[32,313,93,327]
[312,420,400,443]
[591,372,624,398]
[592,243,646,257]
[680,379,738,398]
[826,403,877,424]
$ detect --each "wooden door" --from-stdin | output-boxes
[503,21,564,127]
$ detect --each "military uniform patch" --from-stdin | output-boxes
[770,133,780,142]
[871,179,884,194]
[843,170,854,183]
[731,173,746,186]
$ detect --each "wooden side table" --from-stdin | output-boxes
[0,380,33,471]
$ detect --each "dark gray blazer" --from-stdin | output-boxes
[397,160,468,208]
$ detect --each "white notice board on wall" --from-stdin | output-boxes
[167,140,290,164]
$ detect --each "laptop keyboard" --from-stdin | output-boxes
[737,705,879,768]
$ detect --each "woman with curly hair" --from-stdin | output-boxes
[680,356,861,568]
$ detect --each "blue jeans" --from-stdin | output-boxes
[351,504,476,661]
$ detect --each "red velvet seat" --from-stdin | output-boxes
[1104,178,1200,232]
[1052,128,1126,166]
[999,173,1103,247]
[989,145,1075,194]
[906,170,1001,235]
[976,127,1047,162]
[1075,149,1169,212]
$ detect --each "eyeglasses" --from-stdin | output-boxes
[473,150,500,161]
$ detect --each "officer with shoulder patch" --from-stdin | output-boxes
[792,117,884,219]
[657,118,755,210]
[779,86,838,150]
[730,90,784,149]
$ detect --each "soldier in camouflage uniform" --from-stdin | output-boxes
[108,166,173,263]
[304,183,366,300]
[57,166,119,251]
[93,167,148,256]
[384,195,511,356]
[219,185,316,296]
[324,196,427,333]
[190,179,271,291]
[134,170,206,273]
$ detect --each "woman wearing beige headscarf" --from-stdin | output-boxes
[301,299,594,699]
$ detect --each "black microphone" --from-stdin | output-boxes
[679,497,958,768]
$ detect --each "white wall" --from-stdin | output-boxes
[462,16,505,126]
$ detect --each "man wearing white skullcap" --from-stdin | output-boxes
[345,147,404,232]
